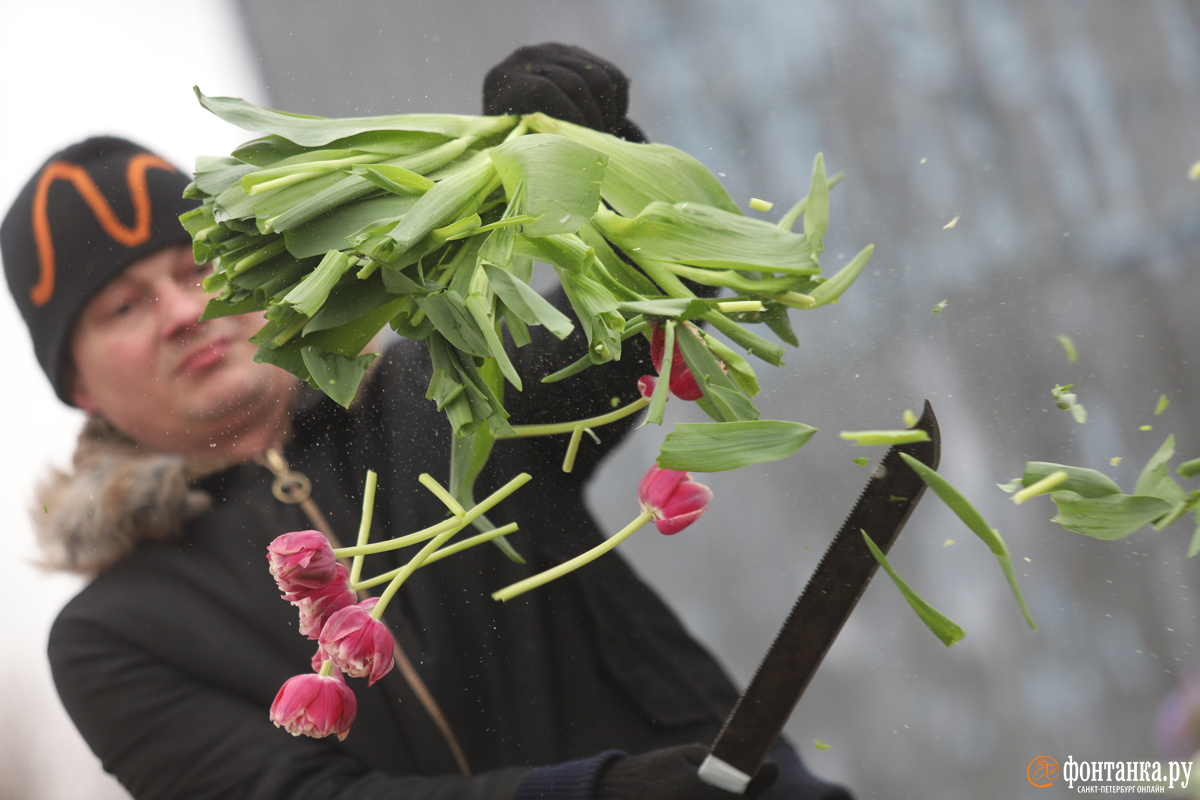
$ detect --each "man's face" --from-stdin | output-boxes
[70,244,295,456]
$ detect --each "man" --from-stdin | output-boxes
[2,44,850,800]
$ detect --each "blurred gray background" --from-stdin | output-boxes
[6,1,1200,798]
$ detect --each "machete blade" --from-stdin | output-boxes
[698,400,940,794]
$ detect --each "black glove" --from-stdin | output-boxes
[595,744,779,799]
[483,43,646,142]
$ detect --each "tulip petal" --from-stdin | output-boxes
[637,464,712,535]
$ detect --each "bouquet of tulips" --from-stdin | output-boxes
[182,89,870,740]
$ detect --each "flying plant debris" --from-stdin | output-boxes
[1052,384,1086,424]
[1001,435,1200,557]
[839,429,931,446]
[899,453,1036,630]
[862,530,965,647]
[931,299,947,314]
[1156,394,1170,415]
[1056,334,1077,363]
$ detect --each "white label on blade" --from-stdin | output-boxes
[697,754,752,794]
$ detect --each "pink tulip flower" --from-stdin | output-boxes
[268,530,338,594]
[289,564,357,640]
[319,598,395,686]
[638,464,713,535]
[645,323,705,401]
[270,670,357,741]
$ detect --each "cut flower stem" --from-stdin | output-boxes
[493,510,654,602]
[334,473,531,558]
[496,396,650,439]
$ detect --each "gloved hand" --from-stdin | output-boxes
[483,43,646,141]
[595,743,779,799]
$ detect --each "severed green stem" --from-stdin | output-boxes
[351,522,520,592]
[495,396,650,439]
[493,510,654,602]
[349,470,378,586]
[334,473,530,558]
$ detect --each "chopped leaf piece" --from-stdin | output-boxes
[943,214,960,229]
[861,530,964,647]
[658,421,817,472]
[931,300,947,314]
[749,197,774,212]
[840,429,930,446]
[1056,334,1077,363]
[854,457,869,466]
[814,740,831,750]
[1178,458,1200,480]
[899,453,1036,629]
[1052,384,1086,424]
[1155,394,1170,415]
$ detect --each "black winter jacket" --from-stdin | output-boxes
[46,315,846,799]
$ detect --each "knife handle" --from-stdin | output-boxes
[697,754,752,794]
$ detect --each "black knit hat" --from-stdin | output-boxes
[1,136,197,405]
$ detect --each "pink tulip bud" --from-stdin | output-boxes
[268,530,338,594]
[648,323,705,401]
[289,564,356,640]
[319,598,395,686]
[270,671,357,741]
[638,464,713,535]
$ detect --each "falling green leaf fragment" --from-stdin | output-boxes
[1136,436,1185,502]
[658,420,817,472]
[749,197,774,212]
[898,453,1036,629]
[1056,334,1077,363]
[1155,394,1170,415]
[1190,160,1200,181]
[1140,425,1153,431]
[1008,462,1123,498]
[840,429,930,446]
[1012,470,1068,505]
[1052,384,1086,424]
[1178,458,1200,480]
[854,457,869,466]
[1045,492,1173,540]
[931,300,947,314]
[1010,456,1180,540]
[814,740,831,751]
[862,530,964,647]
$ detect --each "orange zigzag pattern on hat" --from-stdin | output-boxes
[29,153,178,307]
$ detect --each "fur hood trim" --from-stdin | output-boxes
[32,416,222,577]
